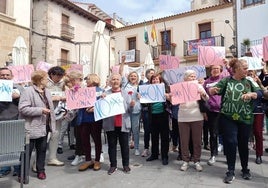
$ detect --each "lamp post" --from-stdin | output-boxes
[225,19,237,57]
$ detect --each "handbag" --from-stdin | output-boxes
[198,98,209,113]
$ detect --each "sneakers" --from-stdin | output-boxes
[135,149,140,156]
[107,167,117,175]
[78,161,94,171]
[207,156,216,166]
[242,169,252,180]
[71,155,85,166]
[100,153,104,163]
[32,160,37,173]
[218,144,223,152]
[57,147,63,154]
[194,162,203,172]
[255,156,262,164]
[123,166,131,174]
[180,162,189,171]
[224,171,235,184]
[141,149,149,157]
[37,172,46,180]
[47,159,64,166]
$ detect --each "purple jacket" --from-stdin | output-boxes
[203,75,224,112]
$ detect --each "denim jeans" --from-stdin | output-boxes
[130,112,141,150]
[220,115,251,172]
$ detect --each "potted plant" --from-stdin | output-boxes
[243,38,251,52]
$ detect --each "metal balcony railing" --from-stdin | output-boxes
[241,39,262,57]
[151,44,176,60]
[57,59,76,66]
[61,23,74,40]
[183,35,224,56]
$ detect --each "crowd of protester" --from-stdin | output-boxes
[1,57,268,185]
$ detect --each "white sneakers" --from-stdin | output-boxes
[47,159,64,166]
[180,161,203,171]
[71,155,85,166]
[141,149,149,157]
[180,162,189,171]
[218,144,223,152]
[194,162,203,172]
[207,156,216,166]
[135,149,140,156]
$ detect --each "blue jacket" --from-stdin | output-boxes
[76,87,103,125]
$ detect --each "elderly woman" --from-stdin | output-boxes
[178,70,209,172]
[146,73,170,165]
[102,73,132,175]
[209,59,262,184]
[78,73,103,171]
[19,70,56,180]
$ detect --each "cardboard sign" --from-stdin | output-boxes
[139,83,166,103]
[94,92,125,121]
[0,80,13,102]
[8,64,34,83]
[65,87,96,110]
[159,55,180,70]
[263,36,268,61]
[198,46,225,66]
[36,61,53,72]
[162,65,206,85]
[170,81,200,104]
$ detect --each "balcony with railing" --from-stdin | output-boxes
[61,23,74,40]
[151,43,176,60]
[123,49,140,66]
[183,35,224,60]
[57,59,76,66]
[241,39,262,57]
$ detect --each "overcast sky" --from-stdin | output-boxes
[72,0,192,24]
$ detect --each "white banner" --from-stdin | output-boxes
[94,92,125,121]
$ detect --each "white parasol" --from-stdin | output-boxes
[12,36,28,65]
[90,20,110,87]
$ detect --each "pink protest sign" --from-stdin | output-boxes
[250,44,263,58]
[263,36,268,61]
[66,64,83,74]
[170,81,200,104]
[111,65,120,73]
[8,64,34,83]
[198,46,225,66]
[36,61,53,72]
[159,55,180,70]
[65,87,96,110]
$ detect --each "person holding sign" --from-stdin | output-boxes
[146,73,171,165]
[78,74,103,171]
[19,70,56,180]
[178,70,209,172]
[102,73,132,175]
[203,65,224,166]
[46,66,65,167]
[209,59,262,184]
[0,67,24,178]
[140,68,155,157]
[121,71,142,156]
[64,71,85,166]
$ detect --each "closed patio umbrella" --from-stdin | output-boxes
[12,36,28,65]
[91,20,110,87]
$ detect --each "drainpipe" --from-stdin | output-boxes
[233,0,238,57]
[29,0,33,64]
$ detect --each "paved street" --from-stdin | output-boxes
[1,132,268,188]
